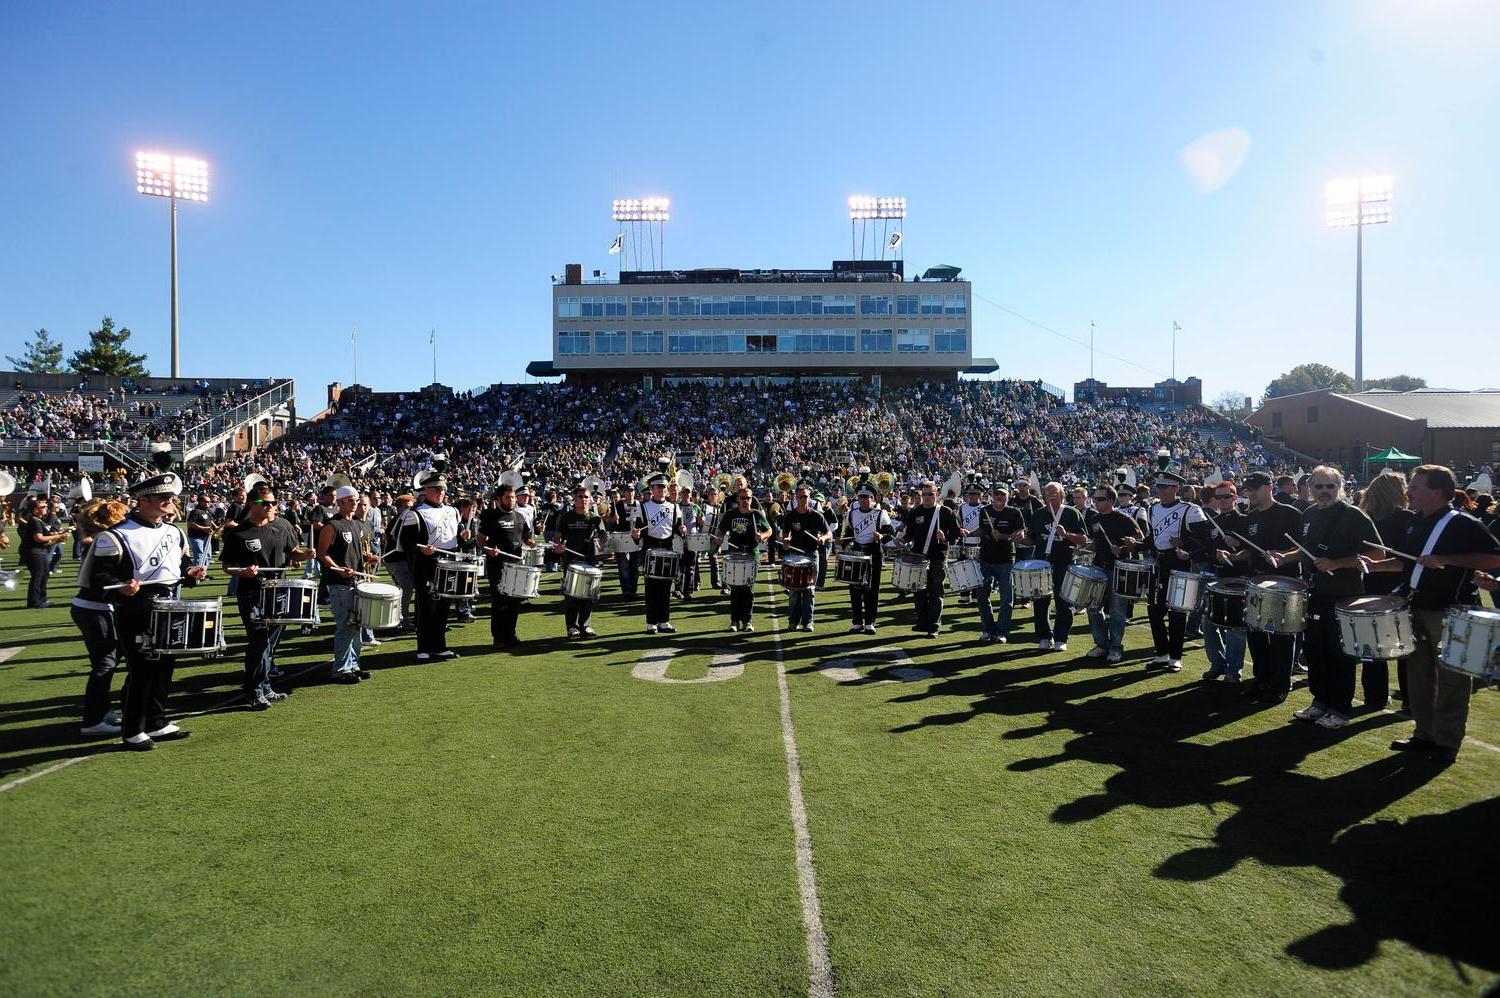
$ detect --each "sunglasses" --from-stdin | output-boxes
[250,498,276,506]
[1310,483,1339,491]
[1092,495,1111,501]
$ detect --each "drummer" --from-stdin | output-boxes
[552,484,606,639]
[1228,471,1305,705]
[315,485,380,685]
[956,482,987,606]
[1363,464,1500,762]
[899,480,963,638]
[396,470,462,662]
[781,484,831,632]
[605,482,641,599]
[837,480,893,635]
[632,473,686,635]
[222,479,312,707]
[715,486,771,632]
[1265,466,1380,730]
[1082,485,1142,662]
[1199,483,1248,683]
[1026,482,1089,652]
[477,483,534,649]
[81,472,208,751]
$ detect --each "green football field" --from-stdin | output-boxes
[2,540,1498,996]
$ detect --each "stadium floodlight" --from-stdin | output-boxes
[847,195,906,220]
[135,151,211,378]
[611,196,670,269]
[1326,176,1392,392]
[611,197,671,222]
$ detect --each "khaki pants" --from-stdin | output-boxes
[1407,608,1473,751]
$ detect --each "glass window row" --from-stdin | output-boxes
[556,296,626,318]
[558,327,966,356]
[663,294,857,317]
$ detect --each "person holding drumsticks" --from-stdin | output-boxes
[715,487,771,632]
[552,484,607,639]
[316,485,380,685]
[477,483,534,649]
[780,484,831,632]
[223,479,312,707]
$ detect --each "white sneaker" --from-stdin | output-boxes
[1086,647,1108,659]
[80,720,121,737]
[1166,659,1182,672]
[1316,712,1349,730]
[1039,638,1054,651]
[1150,654,1170,665]
[646,624,658,635]
[862,625,876,635]
[1054,642,1068,652]
[145,723,183,738]
[849,624,864,633]
[416,652,431,661]
[567,627,581,638]
[743,623,755,632]
[1293,702,1328,722]
[1107,649,1123,663]
[361,638,383,647]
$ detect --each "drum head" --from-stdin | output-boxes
[357,582,401,598]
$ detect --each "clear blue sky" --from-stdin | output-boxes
[3,1,1496,406]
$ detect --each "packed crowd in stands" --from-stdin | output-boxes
[1,387,267,446]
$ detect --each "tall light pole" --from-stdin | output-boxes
[612,197,670,271]
[1326,176,1392,393]
[848,195,905,261]
[136,152,209,379]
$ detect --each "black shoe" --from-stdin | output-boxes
[244,696,271,711]
[332,672,361,685]
[123,738,155,752]
[1239,680,1264,698]
[659,623,676,633]
[356,670,373,680]
[501,636,521,648]
[1390,737,1439,753]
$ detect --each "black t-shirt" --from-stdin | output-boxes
[1367,508,1418,595]
[902,505,961,561]
[478,507,531,558]
[1242,500,1305,577]
[1088,508,1142,572]
[780,507,829,558]
[1295,501,1380,598]
[186,507,215,537]
[720,508,770,557]
[554,510,605,566]
[1026,504,1087,566]
[1200,508,1248,578]
[976,505,1026,563]
[17,513,59,552]
[1394,508,1500,611]
[220,517,302,595]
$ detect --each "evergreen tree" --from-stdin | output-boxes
[68,317,149,377]
[5,328,66,372]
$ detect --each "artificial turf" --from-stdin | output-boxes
[2,537,1496,996]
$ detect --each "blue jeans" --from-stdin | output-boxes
[1205,620,1247,679]
[614,545,640,597]
[976,561,1014,638]
[1088,593,1131,652]
[328,584,361,676]
[189,535,211,569]
[788,586,815,627]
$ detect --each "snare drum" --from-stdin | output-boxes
[646,548,680,581]
[1012,559,1054,601]
[607,532,640,555]
[685,532,716,554]
[1059,564,1109,609]
[1072,548,1096,567]
[1205,578,1249,630]
[835,551,873,588]
[563,562,603,602]
[1112,560,1155,601]
[435,558,481,600]
[257,577,319,626]
[521,545,546,568]
[723,552,758,588]
[1336,595,1416,661]
[945,558,985,593]
[356,582,403,630]
[781,554,817,590]
[1438,607,1500,684]
[498,561,541,600]
[891,555,930,593]
[1167,570,1211,614]
[1243,576,1311,635]
[144,598,225,657]
[961,537,983,561]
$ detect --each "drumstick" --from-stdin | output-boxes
[102,582,134,591]
[1363,540,1420,563]
[1283,533,1333,574]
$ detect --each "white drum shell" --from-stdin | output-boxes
[498,562,541,600]
[1012,560,1053,600]
[1438,607,1500,683]
[961,537,983,560]
[723,553,758,588]
[521,546,546,568]
[563,563,603,601]
[1336,597,1416,661]
[1060,564,1109,609]
[945,558,985,592]
[356,582,403,630]
[607,532,641,554]
[1243,576,1311,635]
[891,556,930,593]
[1166,571,1211,614]
[685,532,716,554]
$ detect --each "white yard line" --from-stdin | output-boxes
[1464,735,1500,755]
[0,755,92,794]
[764,566,836,997]
[0,647,24,667]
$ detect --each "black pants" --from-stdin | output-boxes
[1031,561,1074,642]
[850,581,881,627]
[914,560,945,632]
[644,577,672,625]
[413,558,450,653]
[564,596,593,630]
[489,581,520,642]
[1247,630,1298,694]
[1147,567,1186,658]
[23,547,50,606]
[117,606,174,739]
[1361,660,1392,707]
[730,584,754,624]
[678,552,699,594]
[71,604,121,726]
[1305,596,1356,715]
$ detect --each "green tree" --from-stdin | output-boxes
[1262,363,1354,402]
[68,316,149,377]
[1365,374,1427,392]
[5,328,66,372]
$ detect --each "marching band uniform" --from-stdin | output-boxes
[633,475,685,634]
[478,486,533,648]
[837,487,891,634]
[221,492,304,706]
[900,490,960,638]
[454,500,480,622]
[72,502,128,736]
[1146,472,1211,671]
[956,489,987,605]
[397,472,461,660]
[80,473,205,750]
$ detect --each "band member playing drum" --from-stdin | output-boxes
[1145,471,1211,672]
[316,485,379,684]
[956,483,987,606]
[454,497,480,623]
[900,480,962,638]
[222,479,310,708]
[838,483,892,635]
[71,497,131,736]
[1266,466,1379,730]
[478,483,534,649]
[716,487,771,631]
[81,472,208,750]
[606,482,641,598]
[397,470,462,661]
[1363,465,1500,762]
[1356,471,1418,709]
[633,473,686,634]
[1027,482,1088,652]
[553,484,606,638]
[780,485,831,632]
[1199,483,1248,682]
[1228,471,1305,704]
[973,485,1026,644]
[1083,485,1142,661]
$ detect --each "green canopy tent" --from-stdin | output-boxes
[1365,447,1423,465]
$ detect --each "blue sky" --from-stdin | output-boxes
[3,1,1497,406]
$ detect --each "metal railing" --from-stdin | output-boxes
[180,381,295,462]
